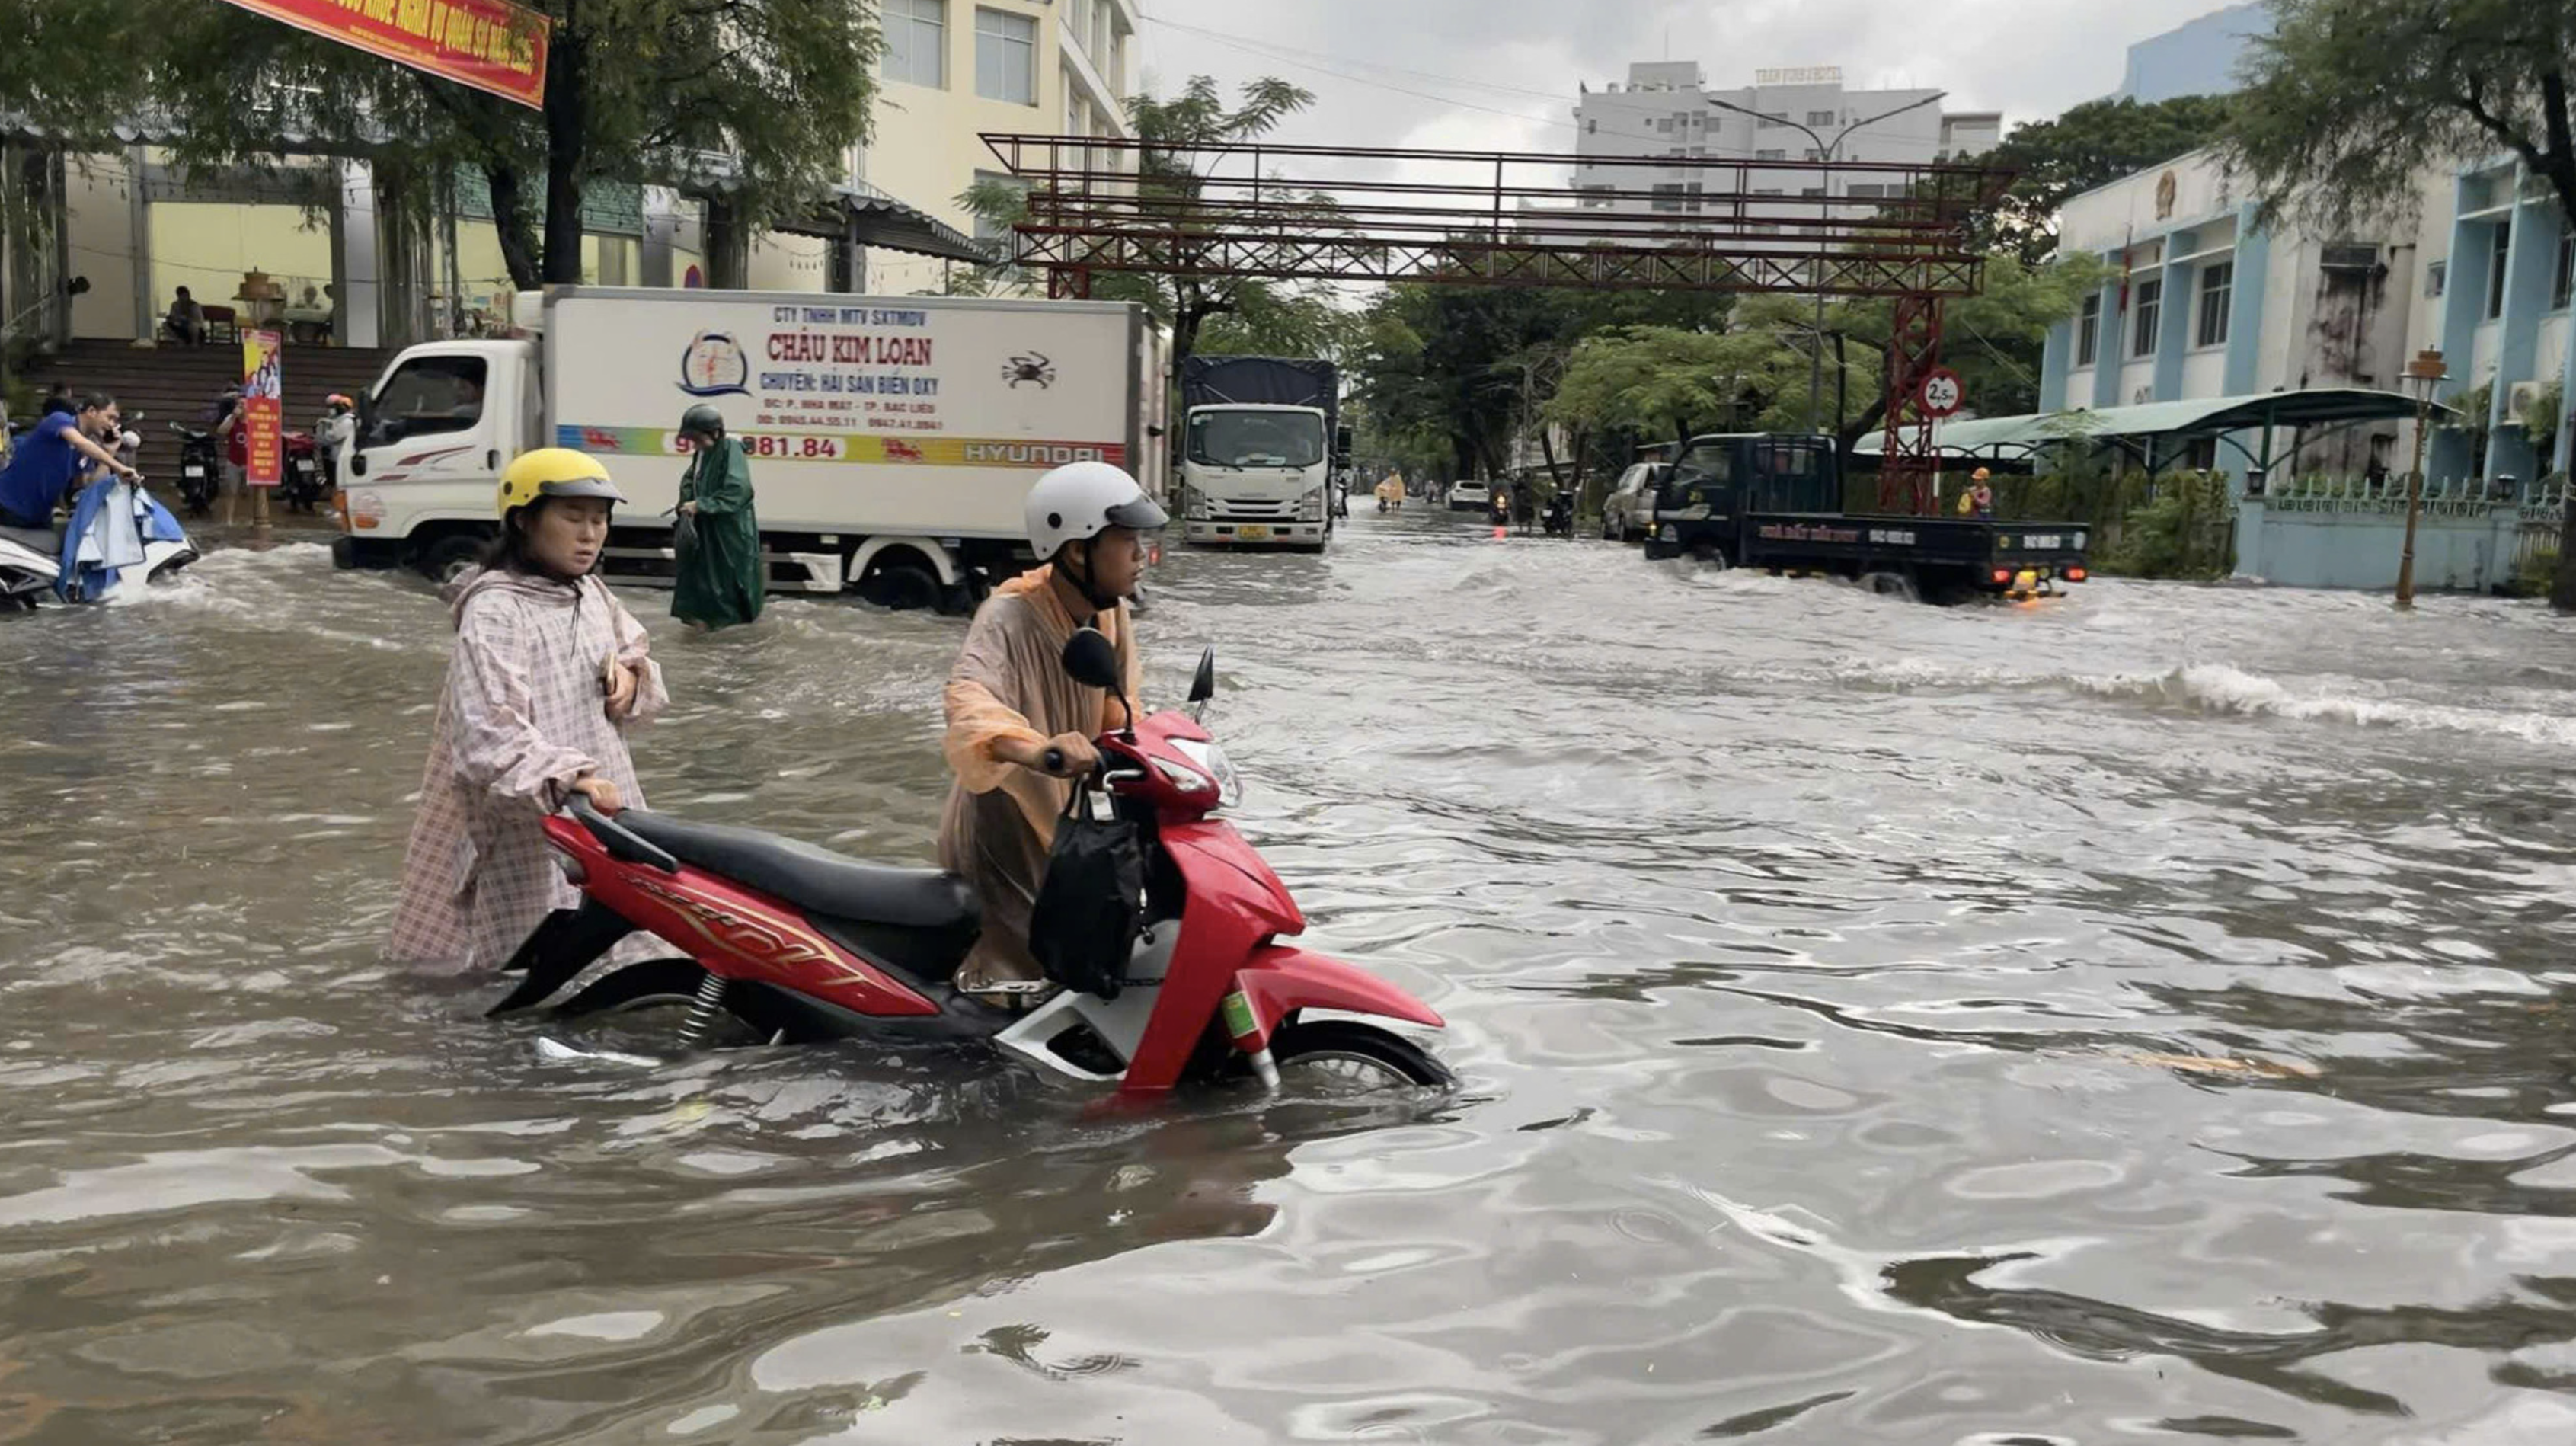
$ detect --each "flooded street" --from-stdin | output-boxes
[7,509,2576,1444]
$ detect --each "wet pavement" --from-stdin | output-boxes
[4,507,2575,1444]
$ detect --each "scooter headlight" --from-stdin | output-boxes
[1167,737,1241,809]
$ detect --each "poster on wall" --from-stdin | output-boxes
[213,0,548,110]
[242,330,284,488]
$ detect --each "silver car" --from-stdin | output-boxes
[1601,462,1670,542]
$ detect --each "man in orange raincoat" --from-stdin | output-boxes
[938,462,1164,997]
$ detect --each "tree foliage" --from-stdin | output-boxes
[0,0,876,288]
[2221,0,2576,239]
[1981,96,2236,264]
[1546,326,1784,443]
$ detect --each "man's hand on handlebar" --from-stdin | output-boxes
[999,733,1099,779]
[568,774,624,814]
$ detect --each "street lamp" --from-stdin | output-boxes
[1708,88,1948,435]
[2395,347,2448,610]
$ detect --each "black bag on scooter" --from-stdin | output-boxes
[1028,785,1145,1000]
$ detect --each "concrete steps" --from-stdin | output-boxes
[40,338,396,454]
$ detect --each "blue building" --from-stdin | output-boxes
[2114,3,2274,104]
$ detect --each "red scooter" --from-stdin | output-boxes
[490,630,1451,1096]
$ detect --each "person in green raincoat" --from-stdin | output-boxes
[672,404,763,629]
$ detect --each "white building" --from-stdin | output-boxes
[856,0,1137,295]
[1570,62,1999,226]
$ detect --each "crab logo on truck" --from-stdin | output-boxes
[678,331,751,398]
[963,443,1107,466]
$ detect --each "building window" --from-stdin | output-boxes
[2196,261,2233,347]
[1656,117,1673,133]
[2133,278,2162,357]
[2487,222,2511,320]
[1806,109,1836,126]
[1801,148,1823,162]
[2076,294,2100,366]
[1754,149,1785,162]
[1752,187,1782,197]
[881,0,945,88]
[1846,183,1886,199]
[1584,117,1596,134]
[1652,182,1686,213]
[975,7,1036,104]
[2426,259,2446,298]
[2556,225,2574,310]
[1801,186,1824,197]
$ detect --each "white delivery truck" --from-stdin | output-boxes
[332,286,1168,612]
[1175,355,1344,552]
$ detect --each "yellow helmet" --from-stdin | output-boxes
[497,447,628,520]
[1971,467,1992,481]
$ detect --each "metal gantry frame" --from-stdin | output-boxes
[980,134,2017,514]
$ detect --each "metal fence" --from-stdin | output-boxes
[2511,474,2568,589]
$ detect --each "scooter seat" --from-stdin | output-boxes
[614,811,976,930]
[1,524,59,554]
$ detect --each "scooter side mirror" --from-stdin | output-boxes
[1187,646,1216,705]
[1061,625,1123,691]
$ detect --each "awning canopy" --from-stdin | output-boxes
[1855,388,2456,472]
[766,181,996,265]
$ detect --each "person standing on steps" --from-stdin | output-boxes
[670,405,764,632]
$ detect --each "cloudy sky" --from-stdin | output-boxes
[1131,0,2246,151]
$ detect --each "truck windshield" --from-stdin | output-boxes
[366,357,487,446]
[1190,411,1324,469]
[1670,441,1732,488]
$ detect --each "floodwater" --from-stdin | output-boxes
[5,509,2576,1445]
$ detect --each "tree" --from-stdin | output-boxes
[1981,96,2236,264]
[1545,327,1782,446]
[0,0,876,288]
[2221,0,2576,242]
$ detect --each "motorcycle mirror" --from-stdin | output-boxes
[1187,646,1216,705]
[1061,626,1122,691]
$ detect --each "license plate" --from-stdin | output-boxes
[1235,526,1271,542]
[183,465,205,478]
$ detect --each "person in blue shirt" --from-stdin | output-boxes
[0,394,137,531]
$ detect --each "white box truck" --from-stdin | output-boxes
[1176,355,1344,552]
[332,287,1168,612]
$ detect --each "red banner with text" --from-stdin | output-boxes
[243,331,284,488]
[216,0,548,110]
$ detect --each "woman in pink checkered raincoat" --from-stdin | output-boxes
[388,449,668,974]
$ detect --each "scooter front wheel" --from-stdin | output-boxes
[1268,1020,1453,1092]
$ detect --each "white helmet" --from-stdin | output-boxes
[1024,461,1168,559]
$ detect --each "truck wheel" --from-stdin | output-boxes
[1691,541,1731,570]
[859,555,941,612]
[1859,571,1919,603]
[419,533,486,586]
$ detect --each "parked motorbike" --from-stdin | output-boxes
[169,424,222,517]
[491,631,1453,1096]
[280,430,324,513]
